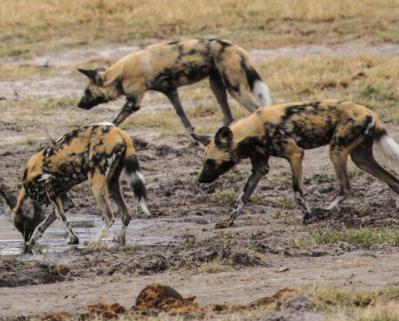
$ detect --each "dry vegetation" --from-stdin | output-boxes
[1,0,399,57]
[2,1,399,321]
[2,54,399,144]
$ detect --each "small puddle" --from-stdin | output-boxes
[0,211,206,257]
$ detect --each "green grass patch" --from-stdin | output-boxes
[208,188,237,207]
[293,228,399,248]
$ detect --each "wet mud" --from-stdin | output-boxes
[2,42,399,318]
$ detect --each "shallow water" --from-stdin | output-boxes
[0,211,192,256]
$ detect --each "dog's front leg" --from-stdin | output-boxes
[24,211,57,253]
[216,156,269,229]
[112,96,141,126]
[164,89,195,134]
[51,196,79,245]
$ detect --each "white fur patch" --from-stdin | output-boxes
[105,154,116,177]
[125,170,145,187]
[364,117,375,135]
[376,134,399,163]
[140,199,151,217]
[90,122,115,127]
[38,173,53,182]
[326,195,344,210]
[132,170,145,184]
[253,80,272,106]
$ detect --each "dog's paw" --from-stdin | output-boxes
[215,220,233,229]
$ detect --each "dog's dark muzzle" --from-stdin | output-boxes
[198,160,236,184]
[198,171,218,183]
[78,97,106,109]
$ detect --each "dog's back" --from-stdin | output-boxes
[23,122,128,201]
[231,100,377,151]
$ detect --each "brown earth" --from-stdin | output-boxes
[1,42,399,320]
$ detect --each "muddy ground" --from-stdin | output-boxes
[1,42,399,320]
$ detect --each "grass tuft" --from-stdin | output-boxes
[1,0,399,57]
[293,228,399,248]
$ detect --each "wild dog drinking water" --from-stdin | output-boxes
[1,123,150,250]
[77,38,271,134]
[193,100,399,228]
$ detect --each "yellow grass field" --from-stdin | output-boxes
[1,0,399,56]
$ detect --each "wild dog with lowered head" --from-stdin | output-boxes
[5,123,150,250]
[0,183,45,243]
[77,38,271,134]
[193,100,399,228]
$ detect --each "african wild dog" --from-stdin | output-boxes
[1,123,150,251]
[192,100,399,228]
[77,38,271,134]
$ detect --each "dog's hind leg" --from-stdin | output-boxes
[351,136,399,207]
[109,175,130,245]
[285,142,312,221]
[228,88,259,113]
[89,172,116,245]
[164,89,195,134]
[327,147,352,211]
[327,120,370,211]
[209,71,234,126]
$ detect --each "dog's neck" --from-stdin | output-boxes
[231,115,263,150]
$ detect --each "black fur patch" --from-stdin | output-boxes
[149,65,211,91]
[167,40,180,46]
[132,173,146,201]
[125,155,140,173]
[240,58,261,90]
[198,159,236,183]
[236,137,262,158]
[125,156,146,200]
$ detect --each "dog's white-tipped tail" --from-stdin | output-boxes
[125,164,147,201]
[375,133,399,164]
[253,80,272,106]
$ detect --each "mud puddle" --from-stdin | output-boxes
[0,211,211,256]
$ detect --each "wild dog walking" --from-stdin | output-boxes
[0,123,150,251]
[193,100,399,228]
[77,38,271,134]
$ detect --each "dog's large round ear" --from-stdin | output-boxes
[77,68,104,86]
[214,127,233,149]
[191,133,211,146]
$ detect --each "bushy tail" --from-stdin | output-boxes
[125,155,146,200]
[375,133,399,164]
[374,118,399,164]
[243,60,272,106]
[122,134,151,217]
[252,77,271,106]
